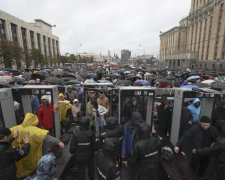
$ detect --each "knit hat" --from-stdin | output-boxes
[200,116,211,123]
[41,95,50,103]
[0,127,11,136]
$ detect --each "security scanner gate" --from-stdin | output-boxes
[13,85,61,138]
[118,87,155,125]
[0,88,17,128]
[170,88,220,146]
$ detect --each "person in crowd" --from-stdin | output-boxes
[131,123,161,180]
[92,100,108,138]
[69,117,96,180]
[31,95,40,115]
[10,113,64,179]
[58,93,72,131]
[158,95,173,136]
[212,100,225,126]
[187,98,201,125]
[121,112,143,180]
[88,96,97,131]
[97,91,110,110]
[111,89,118,118]
[126,97,142,122]
[66,86,77,103]
[97,138,121,180]
[74,85,83,103]
[71,99,81,122]
[24,153,58,180]
[0,127,30,180]
[174,116,220,178]
[37,95,55,134]
[179,98,193,137]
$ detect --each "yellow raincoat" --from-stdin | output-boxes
[58,93,72,122]
[10,113,49,178]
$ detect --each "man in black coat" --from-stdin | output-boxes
[97,138,120,180]
[0,127,30,180]
[212,100,225,126]
[69,117,96,180]
[174,116,220,177]
[131,123,161,180]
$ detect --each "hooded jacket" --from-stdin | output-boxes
[187,98,201,123]
[58,93,72,122]
[37,102,53,129]
[126,97,141,121]
[121,112,143,157]
[132,123,161,175]
[212,100,225,125]
[103,117,123,140]
[97,138,120,180]
[69,117,95,162]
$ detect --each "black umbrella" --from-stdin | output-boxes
[0,83,11,88]
[51,70,64,76]
[45,77,65,85]
[113,80,132,86]
[103,74,116,78]
[37,71,49,77]
[63,77,75,82]
[13,77,26,84]
[210,82,225,89]
[22,72,31,80]
[165,76,176,80]
[193,82,210,88]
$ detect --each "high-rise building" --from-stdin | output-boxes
[159,0,225,70]
[121,49,131,63]
[0,10,60,67]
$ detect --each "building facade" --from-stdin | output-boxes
[0,10,60,67]
[159,0,225,70]
[121,49,131,63]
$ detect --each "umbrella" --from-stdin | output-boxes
[13,76,26,84]
[84,79,95,84]
[201,80,215,84]
[103,74,116,78]
[193,82,210,88]
[37,71,49,77]
[51,70,64,76]
[0,83,11,88]
[155,79,169,83]
[166,76,176,80]
[113,80,132,86]
[45,77,65,85]
[63,77,75,82]
[210,82,225,89]
[133,80,151,86]
[187,75,200,81]
[66,79,81,85]
[180,85,199,88]
[124,71,131,74]
[0,76,13,83]
[97,80,112,83]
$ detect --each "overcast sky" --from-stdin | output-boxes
[1,0,191,57]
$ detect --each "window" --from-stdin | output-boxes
[11,23,18,43]
[37,33,41,50]
[0,19,6,40]
[21,27,27,49]
[43,36,47,56]
[52,39,55,56]
[56,40,59,55]
[30,31,35,49]
[48,37,52,58]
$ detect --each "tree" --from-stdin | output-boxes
[24,49,32,68]
[30,48,45,67]
[0,40,23,69]
[51,57,58,67]
[68,54,76,63]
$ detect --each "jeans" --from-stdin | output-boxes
[95,116,104,137]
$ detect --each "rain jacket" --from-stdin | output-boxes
[212,100,225,125]
[24,153,58,180]
[58,93,72,122]
[37,103,53,129]
[187,98,201,123]
[31,95,40,114]
[10,113,49,178]
[121,112,143,157]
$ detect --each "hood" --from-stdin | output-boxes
[131,97,137,103]
[79,117,90,130]
[106,117,118,130]
[217,100,225,111]
[131,112,143,125]
[36,153,56,178]
[22,113,38,127]
[103,138,120,160]
[137,123,150,139]
[193,98,201,105]
[58,93,64,100]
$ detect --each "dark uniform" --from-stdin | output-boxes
[176,122,220,177]
[97,138,120,180]
[197,137,225,180]
[0,130,30,180]
[132,123,161,180]
[69,117,95,180]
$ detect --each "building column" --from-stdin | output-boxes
[5,21,12,41]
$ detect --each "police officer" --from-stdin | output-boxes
[97,138,120,180]
[0,127,30,180]
[69,117,95,180]
[131,123,161,180]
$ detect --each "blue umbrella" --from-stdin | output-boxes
[133,80,151,86]
[187,75,200,81]
[180,85,199,88]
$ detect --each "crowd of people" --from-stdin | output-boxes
[0,64,225,180]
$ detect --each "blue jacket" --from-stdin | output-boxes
[187,98,201,123]
[121,112,143,157]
